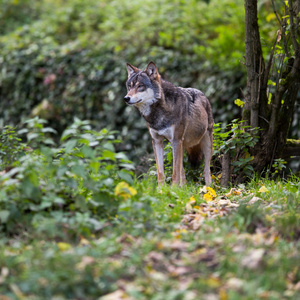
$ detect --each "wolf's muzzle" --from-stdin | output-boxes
[124,96,131,103]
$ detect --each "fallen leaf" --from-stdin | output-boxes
[226,277,244,290]
[9,284,25,299]
[225,188,242,197]
[258,185,269,193]
[148,270,167,281]
[162,239,189,251]
[80,236,90,246]
[219,288,228,300]
[57,242,72,252]
[0,267,9,284]
[241,248,265,269]
[203,187,217,201]
[294,281,300,291]
[147,251,164,263]
[167,265,192,277]
[99,290,130,300]
[76,256,95,271]
[189,196,196,205]
[219,199,232,206]
[206,276,221,288]
[248,196,262,204]
[185,202,193,213]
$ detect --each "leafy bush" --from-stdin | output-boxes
[0,118,135,237]
[0,0,248,164]
[213,119,260,182]
[0,126,25,169]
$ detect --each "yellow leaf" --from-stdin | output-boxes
[189,196,196,205]
[206,276,221,288]
[258,186,269,193]
[114,181,137,200]
[203,187,217,201]
[244,151,251,159]
[57,242,71,251]
[203,193,213,201]
[234,98,245,107]
[266,13,276,22]
[219,288,228,300]
[80,237,90,246]
[225,188,242,197]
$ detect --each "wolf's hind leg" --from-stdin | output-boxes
[199,131,212,186]
[172,140,184,186]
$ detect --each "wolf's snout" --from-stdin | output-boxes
[124,96,131,103]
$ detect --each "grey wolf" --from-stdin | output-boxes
[124,62,214,186]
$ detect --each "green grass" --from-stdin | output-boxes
[0,176,300,299]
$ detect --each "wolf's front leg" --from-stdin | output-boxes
[172,140,184,186]
[152,138,165,185]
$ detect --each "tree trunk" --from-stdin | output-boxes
[244,0,265,129]
[243,0,300,174]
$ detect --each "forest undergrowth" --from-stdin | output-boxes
[0,119,299,299]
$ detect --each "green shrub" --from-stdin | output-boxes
[0,118,135,237]
[1,0,298,166]
[0,0,248,164]
[0,126,26,169]
[212,119,260,182]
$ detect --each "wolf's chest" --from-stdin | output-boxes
[149,125,175,142]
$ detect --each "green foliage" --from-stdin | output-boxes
[0,126,25,169]
[0,177,299,299]
[0,118,135,237]
[232,202,265,233]
[213,119,260,179]
[272,158,287,174]
[0,0,249,163]
[0,0,43,35]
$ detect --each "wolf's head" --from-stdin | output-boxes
[124,62,162,115]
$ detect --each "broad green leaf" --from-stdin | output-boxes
[0,210,10,223]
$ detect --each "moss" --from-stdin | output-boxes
[242,108,251,121]
[286,139,300,146]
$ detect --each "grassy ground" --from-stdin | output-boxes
[0,176,300,300]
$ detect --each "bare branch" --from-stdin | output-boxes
[264,31,280,88]
[288,0,299,50]
[271,0,282,26]
[296,0,300,34]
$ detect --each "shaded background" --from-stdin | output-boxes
[1,0,299,165]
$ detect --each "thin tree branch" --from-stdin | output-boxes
[271,0,282,26]
[297,0,300,33]
[282,3,291,57]
[288,0,300,51]
[264,31,280,88]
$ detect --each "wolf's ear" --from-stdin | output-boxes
[126,63,139,78]
[145,62,160,80]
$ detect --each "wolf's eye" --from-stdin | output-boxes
[137,84,144,90]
